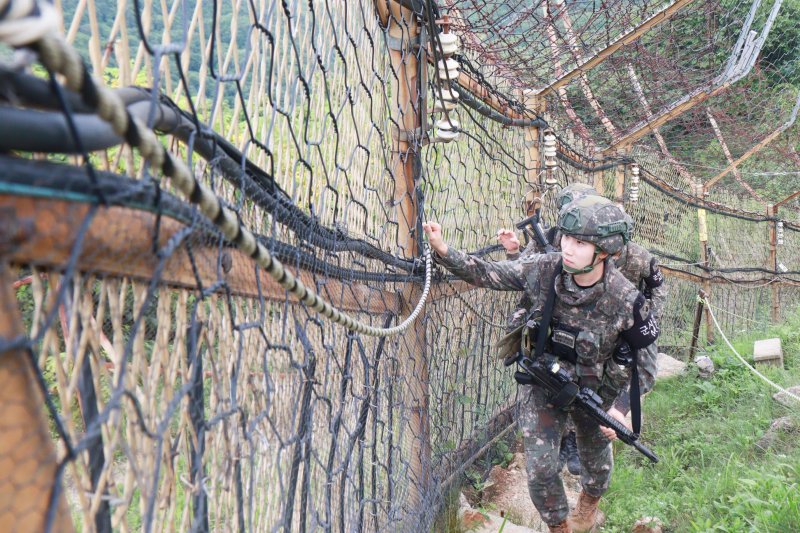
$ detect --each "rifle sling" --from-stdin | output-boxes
[631,351,641,435]
[534,260,562,361]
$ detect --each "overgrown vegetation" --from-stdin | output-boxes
[604,308,800,532]
[437,307,800,532]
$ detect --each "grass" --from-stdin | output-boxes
[436,308,800,532]
[603,310,800,532]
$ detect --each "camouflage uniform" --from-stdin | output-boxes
[436,201,658,527]
[504,234,554,330]
[507,200,667,409]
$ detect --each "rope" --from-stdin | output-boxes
[9,30,432,337]
[701,296,800,405]
[0,0,58,46]
[703,301,770,327]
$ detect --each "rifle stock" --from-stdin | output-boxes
[516,209,556,254]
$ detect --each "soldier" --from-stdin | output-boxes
[498,182,597,262]
[423,197,660,533]
[498,186,667,475]
[497,183,599,327]
[497,183,600,476]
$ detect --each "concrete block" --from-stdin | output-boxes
[753,338,783,367]
[656,353,687,379]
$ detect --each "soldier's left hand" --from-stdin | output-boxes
[496,228,520,253]
[600,407,631,441]
[422,221,448,255]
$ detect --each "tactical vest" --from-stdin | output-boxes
[520,254,639,385]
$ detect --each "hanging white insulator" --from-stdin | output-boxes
[436,32,460,56]
[433,118,460,143]
[630,163,640,184]
[431,96,458,113]
[437,58,460,81]
[629,163,640,203]
[543,130,557,168]
[777,220,784,246]
[431,84,459,112]
[544,174,560,188]
[433,84,459,103]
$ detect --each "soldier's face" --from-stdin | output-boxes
[560,234,598,269]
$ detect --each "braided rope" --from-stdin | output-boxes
[15,29,432,337]
[0,0,58,46]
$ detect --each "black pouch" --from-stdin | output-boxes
[550,321,579,364]
[495,310,541,363]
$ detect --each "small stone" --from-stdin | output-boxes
[753,338,783,367]
[754,416,800,453]
[460,509,491,531]
[694,355,715,378]
[632,516,664,533]
[772,385,800,408]
[459,492,470,511]
[656,353,686,379]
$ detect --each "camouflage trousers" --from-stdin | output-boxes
[518,385,613,526]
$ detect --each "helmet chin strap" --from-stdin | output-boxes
[563,246,603,275]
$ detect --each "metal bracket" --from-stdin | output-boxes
[391,125,430,145]
[385,33,420,52]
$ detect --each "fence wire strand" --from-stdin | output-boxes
[0,0,799,531]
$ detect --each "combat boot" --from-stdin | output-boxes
[563,431,581,475]
[548,520,572,533]
[567,491,605,532]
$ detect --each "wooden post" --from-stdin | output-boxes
[768,204,780,322]
[523,90,545,216]
[593,172,605,197]
[614,158,627,203]
[697,200,714,343]
[689,289,707,359]
[0,213,73,532]
[386,0,430,517]
[388,1,421,260]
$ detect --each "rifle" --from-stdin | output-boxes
[514,355,659,463]
[516,209,556,253]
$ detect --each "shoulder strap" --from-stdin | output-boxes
[630,352,641,435]
[534,260,562,359]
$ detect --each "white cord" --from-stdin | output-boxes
[703,297,800,405]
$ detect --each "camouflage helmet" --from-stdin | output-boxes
[556,183,598,211]
[557,195,631,255]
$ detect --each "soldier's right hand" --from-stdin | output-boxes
[422,221,448,256]
[600,406,631,441]
[496,228,520,253]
